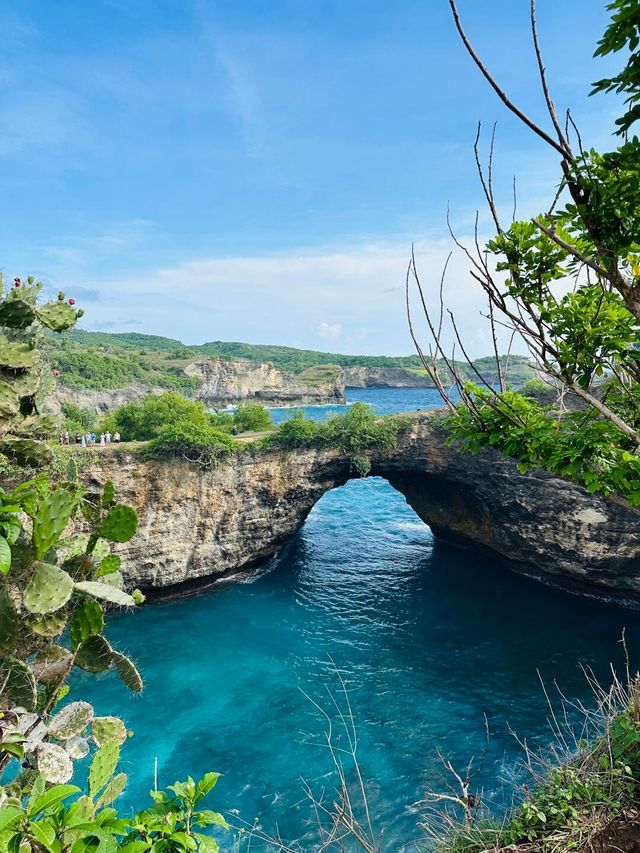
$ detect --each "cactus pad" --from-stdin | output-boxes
[0,381,20,417]
[0,584,19,654]
[25,612,67,638]
[97,555,121,577]
[95,772,127,808]
[23,562,74,614]
[0,437,53,468]
[36,742,74,784]
[0,298,35,329]
[35,301,78,332]
[0,338,35,369]
[4,369,41,398]
[90,716,127,747]
[0,656,37,709]
[32,486,79,559]
[88,739,120,799]
[74,580,135,607]
[69,599,105,649]
[112,652,143,693]
[48,701,94,741]
[97,504,138,543]
[65,736,90,759]
[31,645,73,684]
[75,635,113,673]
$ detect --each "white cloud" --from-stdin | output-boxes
[315,321,342,340]
[60,235,530,359]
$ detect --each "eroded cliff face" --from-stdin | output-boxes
[82,413,640,599]
[184,358,344,406]
[54,357,345,414]
[341,366,435,388]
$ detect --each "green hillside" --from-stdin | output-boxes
[47,329,534,390]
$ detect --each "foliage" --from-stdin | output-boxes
[448,383,640,504]
[0,277,84,469]
[60,402,97,436]
[427,0,640,509]
[104,393,215,442]
[592,0,640,135]
[0,770,228,853]
[144,420,236,469]
[264,404,407,476]
[264,410,322,448]
[58,328,535,382]
[231,404,273,433]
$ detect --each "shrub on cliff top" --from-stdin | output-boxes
[104,392,216,441]
[232,403,273,433]
[144,418,236,468]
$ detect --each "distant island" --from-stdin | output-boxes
[45,329,536,411]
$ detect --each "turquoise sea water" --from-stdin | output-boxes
[75,388,640,851]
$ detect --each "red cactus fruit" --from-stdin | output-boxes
[68,297,76,305]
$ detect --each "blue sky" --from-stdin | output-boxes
[0,0,618,355]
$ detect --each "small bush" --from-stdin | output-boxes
[233,403,273,433]
[265,411,323,448]
[144,419,236,468]
[104,392,216,441]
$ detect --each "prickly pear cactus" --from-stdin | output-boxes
[23,562,75,614]
[48,701,94,741]
[90,716,127,747]
[96,505,138,543]
[0,274,84,468]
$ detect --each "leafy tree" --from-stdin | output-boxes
[60,402,97,434]
[410,0,640,505]
[232,404,273,433]
[104,393,215,441]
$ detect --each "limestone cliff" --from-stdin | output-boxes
[55,357,345,413]
[83,413,640,599]
[184,358,344,407]
[341,366,435,388]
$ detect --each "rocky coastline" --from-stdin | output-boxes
[81,412,640,600]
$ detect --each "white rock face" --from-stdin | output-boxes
[184,358,344,406]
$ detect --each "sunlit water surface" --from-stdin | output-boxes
[75,388,640,850]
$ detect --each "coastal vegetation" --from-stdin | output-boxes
[46,329,535,390]
[410,0,640,512]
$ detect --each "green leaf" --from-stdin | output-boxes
[29,785,81,817]
[194,773,221,802]
[0,536,11,575]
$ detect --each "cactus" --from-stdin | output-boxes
[0,298,35,329]
[97,504,138,543]
[69,599,105,649]
[74,635,113,673]
[74,580,135,607]
[48,701,94,741]
[64,736,90,759]
[95,771,127,808]
[103,570,124,590]
[0,338,36,369]
[23,562,74,614]
[97,554,121,576]
[4,369,41,398]
[24,612,67,638]
[31,645,73,684]
[0,381,20,417]
[35,742,73,784]
[0,656,37,709]
[34,300,79,332]
[88,740,120,799]
[32,487,79,559]
[0,436,53,468]
[90,716,127,747]
[0,584,19,654]
[112,652,143,693]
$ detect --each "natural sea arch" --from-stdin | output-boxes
[88,414,640,599]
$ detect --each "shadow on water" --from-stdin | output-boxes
[73,477,640,851]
